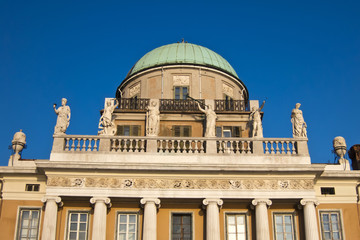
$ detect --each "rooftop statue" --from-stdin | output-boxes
[197,102,217,137]
[291,103,307,138]
[146,100,160,136]
[98,98,119,135]
[53,98,71,135]
[250,100,265,138]
[333,136,350,170]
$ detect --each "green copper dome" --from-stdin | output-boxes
[127,42,239,78]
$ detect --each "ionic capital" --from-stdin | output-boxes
[202,198,223,208]
[41,196,63,207]
[251,198,272,207]
[300,198,319,207]
[140,198,161,208]
[90,197,111,208]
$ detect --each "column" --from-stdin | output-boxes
[251,198,272,240]
[300,199,320,240]
[202,198,223,240]
[140,198,161,240]
[41,196,62,240]
[90,197,111,240]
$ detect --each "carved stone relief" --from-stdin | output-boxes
[129,83,141,97]
[222,83,234,97]
[47,176,314,190]
[173,75,190,86]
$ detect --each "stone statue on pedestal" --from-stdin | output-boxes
[291,103,307,138]
[333,136,350,170]
[53,98,71,135]
[250,100,265,138]
[98,98,119,135]
[197,102,217,137]
[146,100,160,136]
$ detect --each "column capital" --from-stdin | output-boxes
[300,198,319,207]
[90,197,111,208]
[41,196,63,207]
[140,198,161,208]
[202,198,223,207]
[251,198,272,207]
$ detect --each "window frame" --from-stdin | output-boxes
[172,125,192,137]
[25,184,40,192]
[272,212,297,240]
[216,126,242,138]
[65,211,90,240]
[319,210,344,240]
[15,207,42,240]
[224,212,249,240]
[174,86,189,100]
[116,125,141,136]
[115,211,139,240]
[170,211,194,240]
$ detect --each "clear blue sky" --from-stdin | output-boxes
[1,0,359,165]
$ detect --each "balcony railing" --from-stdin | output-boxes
[52,135,308,156]
[116,98,249,113]
[159,99,205,112]
[214,100,248,112]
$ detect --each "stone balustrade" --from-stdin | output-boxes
[52,135,309,156]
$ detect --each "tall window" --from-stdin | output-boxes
[174,86,188,100]
[224,94,234,110]
[320,211,343,240]
[117,125,141,136]
[17,208,41,240]
[273,213,295,240]
[172,126,192,137]
[226,213,247,240]
[67,212,89,240]
[172,213,192,240]
[216,126,242,138]
[116,213,138,240]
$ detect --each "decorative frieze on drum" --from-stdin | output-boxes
[47,176,313,190]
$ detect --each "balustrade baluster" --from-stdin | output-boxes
[280,141,285,154]
[275,141,280,154]
[246,141,251,153]
[65,138,70,151]
[264,141,269,154]
[93,139,98,151]
[291,141,296,154]
[81,138,86,152]
[286,141,291,155]
[70,138,76,151]
[270,141,275,154]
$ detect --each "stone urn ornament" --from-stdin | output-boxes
[9,129,27,166]
[333,136,350,170]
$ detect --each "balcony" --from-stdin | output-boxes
[50,135,310,165]
[115,98,248,113]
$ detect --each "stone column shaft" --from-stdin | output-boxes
[141,198,160,240]
[300,199,320,240]
[41,196,62,240]
[252,199,272,240]
[90,197,111,240]
[203,198,223,240]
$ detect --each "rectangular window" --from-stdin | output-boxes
[116,213,138,240]
[224,94,234,110]
[67,212,89,240]
[216,126,242,137]
[226,213,247,240]
[174,86,189,100]
[321,187,335,195]
[172,126,192,137]
[273,213,295,240]
[117,125,141,136]
[17,208,41,240]
[172,213,192,240]
[320,211,343,240]
[25,184,40,192]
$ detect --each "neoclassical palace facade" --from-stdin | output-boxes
[1,42,359,240]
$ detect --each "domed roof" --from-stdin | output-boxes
[126,42,239,79]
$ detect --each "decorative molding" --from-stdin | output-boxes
[251,198,272,207]
[173,75,190,86]
[41,196,63,207]
[47,177,314,190]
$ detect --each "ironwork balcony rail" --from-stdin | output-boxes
[53,135,308,156]
[117,98,149,111]
[214,100,249,112]
[159,99,205,112]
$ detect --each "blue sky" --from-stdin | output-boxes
[1,0,359,165]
